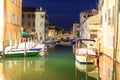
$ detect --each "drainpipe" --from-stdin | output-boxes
[113,0,118,80]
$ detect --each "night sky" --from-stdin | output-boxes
[22,0,98,30]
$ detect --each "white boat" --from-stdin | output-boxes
[4,42,47,57]
[17,42,48,52]
[75,48,96,64]
[4,47,40,57]
[75,39,97,64]
[43,39,60,45]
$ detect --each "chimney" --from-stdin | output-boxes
[40,7,42,11]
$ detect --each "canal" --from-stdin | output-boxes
[0,45,99,80]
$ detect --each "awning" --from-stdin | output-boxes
[22,31,30,37]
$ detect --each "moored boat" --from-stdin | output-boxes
[75,39,97,64]
[75,48,96,64]
[4,50,40,57]
[4,42,44,57]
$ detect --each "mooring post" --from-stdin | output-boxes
[24,38,26,57]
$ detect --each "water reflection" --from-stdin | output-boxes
[0,57,45,80]
[75,60,96,72]
[1,45,120,80]
[98,54,113,80]
[75,60,98,80]
[116,63,120,80]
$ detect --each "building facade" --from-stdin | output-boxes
[22,7,49,42]
[48,24,56,38]
[35,7,49,41]
[72,23,80,38]
[0,0,22,52]
[116,0,120,64]
[79,10,95,39]
[22,7,36,33]
[87,14,100,40]
[98,0,118,80]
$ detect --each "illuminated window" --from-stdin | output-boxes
[40,22,44,27]
[112,6,114,25]
[90,34,97,39]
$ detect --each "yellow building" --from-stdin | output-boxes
[99,0,117,59]
[116,0,120,63]
[87,14,100,39]
[87,14,100,50]
[98,0,118,80]
[0,0,22,52]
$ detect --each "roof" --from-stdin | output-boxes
[22,7,36,12]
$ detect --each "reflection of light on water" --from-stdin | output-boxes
[35,58,45,72]
[9,61,12,69]
[28,61,30,68]
[15,61,17,65]
[0,57,45,79]
[24,59,26,73]
[75,60,98,80]
[75,60,96,72]
[0,63,3,80]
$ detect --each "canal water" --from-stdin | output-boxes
[0,45,99,80]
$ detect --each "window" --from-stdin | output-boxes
[32,14,35,18]
[28,22,30,26]
[40,22,44,27]
[104,65,111,79]
[27,14,31,18]
[105,12,107,22]
[112,6,114,25]
[108,8,110,18]
[90,34,97,39]
[33,22,35,26]
[8,13,20,25]
[108,8,111,25]
[100,15,103,26]
[32,29,35,32]
[40,14,44,18]
[22,21,24,26]
[9,0,17,6]
[22,14,24,18]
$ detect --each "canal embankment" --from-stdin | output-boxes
[58,41,71,46]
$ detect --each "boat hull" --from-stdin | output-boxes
[5,51,40,57]
[75,55,96,64]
